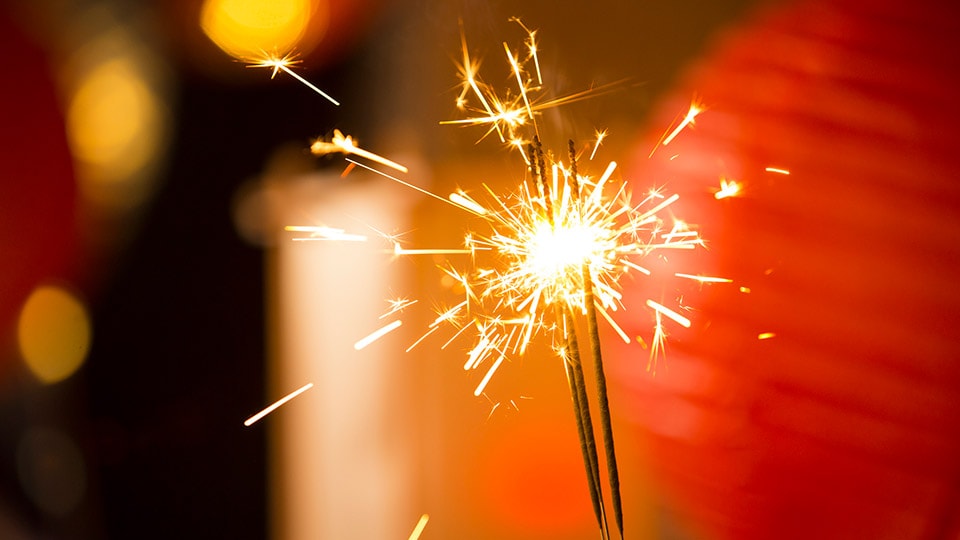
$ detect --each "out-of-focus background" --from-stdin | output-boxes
[1,0,958,538]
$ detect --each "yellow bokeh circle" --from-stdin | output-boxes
[17,285,92,384]
[200,0,326,60]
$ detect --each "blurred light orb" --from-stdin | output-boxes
[17,426,87,517]
[200,0,327,60]
[17,285,92,384]
[66,54,163,209]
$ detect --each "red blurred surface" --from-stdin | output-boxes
[615,0,960,538]
[0,10,78,380]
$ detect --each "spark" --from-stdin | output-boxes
[311,129,408,173]
[660,100,703,146]
[645,299,691,328]
[765,166,790,175]
[354,320,403,350]
[285,225,368,242]
[393,242,473,256]
[714,177,741,199]
[408,514,430,540]
[474,352,506,396]
[381,298,418,319]
[739,286,752,293]
[675,273,733,284]
[345,159,466,211]
[589,129,608,161]
[449,191,488,215]
[443,23,623,145]
[243,383,313,426]
[758,332,776,340]
[248,52,339,106]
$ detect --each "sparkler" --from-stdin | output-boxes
[274,19,732,540]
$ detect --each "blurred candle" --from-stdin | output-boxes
[268,171,419,539]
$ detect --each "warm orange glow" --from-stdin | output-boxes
[200,0,326,60]
[18,285,91,384]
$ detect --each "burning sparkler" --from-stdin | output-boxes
[275,19,731,540]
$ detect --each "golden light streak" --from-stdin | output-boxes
[345,159,467,211]
[509,17,542,85]
[714,177,741,199]
[739,286,752,293]
[621,260,651,275]
[660,100,702,146]
[595,304,631,344]
[311,129,408,173]
[645,299,691,328]
[674,273,733,284]
[473,352,506,396]
[248,52,339,106]
[408,514,430,540]
[243,383,313,426]
[449,191,488,215]
[354,320,403,350]
[285,225,368,242]
[765,166,790,175]
[758,332,776,340]
[504,42,536,136]
[393,242,473,256]
[589,129,607,161]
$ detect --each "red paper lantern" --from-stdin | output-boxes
[613,1,960,538]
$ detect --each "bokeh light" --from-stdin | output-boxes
[16,426,87,518]
[200,0,327,60]
[17,285,92,384]
[66,50,165,212]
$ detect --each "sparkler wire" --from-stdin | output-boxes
[562,308,610,540]
[532,142,610,538]
[569,140,624,539]
[583,265,623,539]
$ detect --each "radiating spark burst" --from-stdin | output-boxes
[274,21,734,540]
[247,51,340,106]
[311,129,408,173]
[243,383,313,426]
[714,177,741,199]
